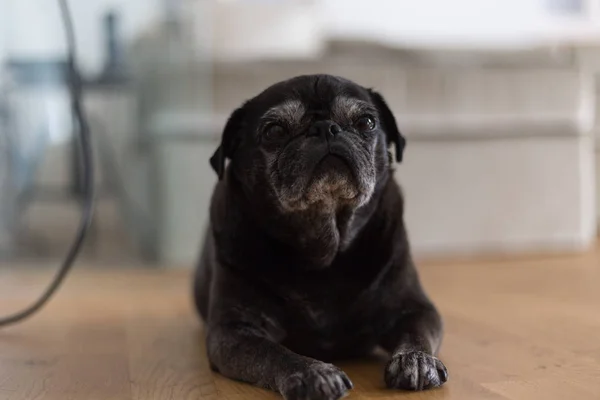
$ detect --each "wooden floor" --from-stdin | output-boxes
[2,247,600,400]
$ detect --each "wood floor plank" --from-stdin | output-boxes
[483,378,598,400]
[1,245,600,400]
[126,317,215,400]
[0,325,132,400]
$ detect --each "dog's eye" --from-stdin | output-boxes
[354,116,376,132]
[264,124,286,141]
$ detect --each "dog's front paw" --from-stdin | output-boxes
[384,351,448,391]
[280,362,353,400]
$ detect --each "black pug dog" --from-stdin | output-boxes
[194,74,447,400]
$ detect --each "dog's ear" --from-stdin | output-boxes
[368,89,406,163]
[210,104,247,179]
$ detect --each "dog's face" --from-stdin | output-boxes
[210,75,405,213]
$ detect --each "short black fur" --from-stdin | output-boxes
[195,75,447,400]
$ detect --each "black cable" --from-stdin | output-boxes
[0,0,94,327]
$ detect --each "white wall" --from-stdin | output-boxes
[204,0,600,62]
[4,0,600,70]
[212,1,323,61]
[322,0,600,49]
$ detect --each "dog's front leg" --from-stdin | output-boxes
[379,300,448,391]
[206,323,353,400]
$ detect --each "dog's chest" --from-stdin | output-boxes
[277,265,383,329]
[294,298,337,331]
[270,258,390,356]
[281,292,380,358]
[283,283,378,333]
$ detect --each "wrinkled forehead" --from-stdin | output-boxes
[260,96,376,125]
[256,78,375,125]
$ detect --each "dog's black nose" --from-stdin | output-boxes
[308,120,342,140]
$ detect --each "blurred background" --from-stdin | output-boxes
[1,0,600,269]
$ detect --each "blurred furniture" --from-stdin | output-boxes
[0,59,72,259]
[116,4,215,266]
[0,89,14,257]
[0,10,141,261]
[125,42,599,264]
[208,42,598,259]
[117,0,600,265]
[191,0,600,259]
